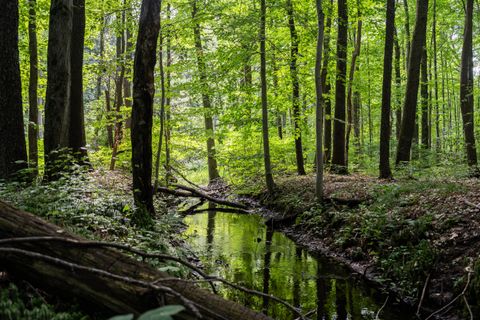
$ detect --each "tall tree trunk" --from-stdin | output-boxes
[315,0,325,200]
[154,11,166,193]
[70,0,88,161]
[322,0,333,164]
[111,13,126,171]
[164,4,172,184]
[432,0,440,153]
[105,80,114,148]
[346,3,362,166]
[260,0,275,193]
[131,0,161,216]
[394,27,402,140]
[28,0,39,174]
[0,0,28,180]
[44,0,73,178]
[272,52,283,140]
[403,0,411,71]
[286,0,306,175]
[420,46,429,149]
[379,0,395,179]
[331,0,348,174]
[192,0,220,184]
[396,0,429,164]
[460,0,478,169]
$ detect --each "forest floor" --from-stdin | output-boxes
[242,173,480,319]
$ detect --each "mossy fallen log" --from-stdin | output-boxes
[0,200,272,320]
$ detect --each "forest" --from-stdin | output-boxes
[1,0,480,319]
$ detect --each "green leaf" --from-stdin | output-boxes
[138,305,185,320]
[107,314,134,320]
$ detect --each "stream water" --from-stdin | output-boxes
[183,211,414,320]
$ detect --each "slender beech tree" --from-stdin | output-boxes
[403,0,411,71]
[44,0,73,178]
[322,0,333,165]
[315,0,325,200]
[346,1,362,164]
[396,0,429,164]
[154,6,166,193]
[379,0,395,179]
[0,0,27,179]
[432,0,440,152]
[131,0,161,216]
[164,3,172,184]
[192,0,221,184]
[420,47,429,149]
[286,0,306,175]
[331,0,348,174]
[460,0,478,170]
[394,28,402,139]
[70,0,88,160]
[260,0,275,193]
[28,0,39,174]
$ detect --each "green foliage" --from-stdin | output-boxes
[0,283,87,320]
[109,305,185,320]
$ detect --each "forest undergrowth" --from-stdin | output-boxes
[240,165,480,319]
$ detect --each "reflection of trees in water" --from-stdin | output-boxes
[262,225,273,314]
[316,263,330,320]
[336,280,348,320]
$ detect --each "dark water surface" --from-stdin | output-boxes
[183,212,414,319]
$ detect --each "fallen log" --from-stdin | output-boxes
[156,184,248,210]
[0,200,272,320]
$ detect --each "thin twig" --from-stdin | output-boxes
[375,296,389,320]
[0,236,218,294]
[0,247,203,318]
[416,273,431,317]
[425,271,472,320]
[463,295,473,320]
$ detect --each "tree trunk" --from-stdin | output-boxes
[0,0,27,180]
[192,0,221,184]
[432,0,440,153]
[331,0,348,174]
[403,0,411,72]
[460,0,478,169]
[394,27,402,140]
[69,0,88,161]
[0,201,272,320]
[44,0,73,179]
[315,0,325,200]
[154,12,166,193]
[346,4,362,167]
[286,0,306,176]
[322,0,333,165]
[420,46,429,149]
[28,0,39,174]
[260,0,275,193]
[131,0,160,216]
[165,4,172,184]
[379,0,395,179]
[111,15,126,171]
[396,0,429,164]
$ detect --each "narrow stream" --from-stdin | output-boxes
[183,211,414,319]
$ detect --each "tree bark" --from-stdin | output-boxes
[403,0,411,72]
[131,0,160,216]
[192,0,221,184]
[28,0,39,174]
[331,0,348,174]
[322,0,333,165]
[260,0,275,193]
[346,3,362,166]
[396,0,429,164]
[420,46,429,149]
[432,0,441,153]
[315,0,325,200]
[0,200,272,320]
[44,0,73,178]
[460,0,478,168]
[379,0,395,179]
[0,0,28,180]
[394,27,402,140]
[69,0,88,160]
[286,0,306,176]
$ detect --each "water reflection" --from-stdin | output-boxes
[184,212,411,320]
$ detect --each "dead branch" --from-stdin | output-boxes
[416,273,431,317]
[182,207,251,216]
[425,271,472,320]
[0,247,202,318]
[0,236,303,318]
